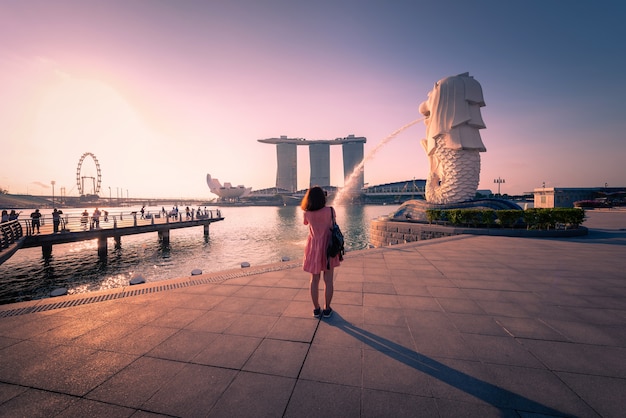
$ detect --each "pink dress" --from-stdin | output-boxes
[303,206,341,274]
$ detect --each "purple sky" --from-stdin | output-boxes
[1,0,625,199]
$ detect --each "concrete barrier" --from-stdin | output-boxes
[369,218,587,248]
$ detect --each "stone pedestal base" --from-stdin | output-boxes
[389,199,523,222]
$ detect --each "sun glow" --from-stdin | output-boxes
[30,77,166,194]
[34,78,147,144]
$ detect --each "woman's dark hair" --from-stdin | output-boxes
[300,186,326,211]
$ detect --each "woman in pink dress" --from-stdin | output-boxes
[301,186,341,318]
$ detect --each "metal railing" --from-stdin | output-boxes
[0,220,24,252]
[17,209,223,236]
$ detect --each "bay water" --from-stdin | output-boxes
[0,204,398,305]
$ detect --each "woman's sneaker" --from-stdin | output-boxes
[313,307,321,318]
[322,307,333,318]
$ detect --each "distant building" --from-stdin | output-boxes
[309,143,330,188]
[206,174,251,200]
[258,135,367,193]
[533,187,625,208]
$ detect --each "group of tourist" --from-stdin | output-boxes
[6,206,220,232]
[1,209,20,223]
[185,206,214,220]
[158,206,218,221]
[2,207,109,234]
[1,208,43,234]
[80,208,105,230]
[23,208,65,234]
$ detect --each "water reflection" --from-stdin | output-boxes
[0,204,398,305]
[339,205,368,251]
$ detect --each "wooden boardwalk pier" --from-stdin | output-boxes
[0,211,224,264]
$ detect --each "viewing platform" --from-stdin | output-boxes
[0,210,623,416]
[1,210,224,263]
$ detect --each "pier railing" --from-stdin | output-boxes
[18,209,223,236]
[0,220,24,251]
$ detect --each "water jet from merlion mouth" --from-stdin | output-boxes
[332,117,424,206]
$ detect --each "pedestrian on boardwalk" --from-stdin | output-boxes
[1,210,8,223]
[300,186,341,318]
[92,208,101,228]
[140,206,145,219]
[80,209,89,230]
[52,208,61,233]
[30,209,41,234]
[9,210,20,221]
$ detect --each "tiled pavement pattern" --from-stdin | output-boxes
[0,210,625,417]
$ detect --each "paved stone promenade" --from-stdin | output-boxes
[1,211,625,417]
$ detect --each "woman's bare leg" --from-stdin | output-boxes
[310,274,321,308]
[323,268,334,309]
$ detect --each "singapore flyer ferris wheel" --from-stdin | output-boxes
[76,152,102,196]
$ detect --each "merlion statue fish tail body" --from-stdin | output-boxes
[419,73,487,204]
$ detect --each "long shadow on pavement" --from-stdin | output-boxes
[328,312,572,417]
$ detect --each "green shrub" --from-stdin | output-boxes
[552,208,585,228]
[523,208,553,229]
[425,208,584,230]
[426,209,447,224]
[447,209,462,225]
[496,210,523,228]
[454,209,496,227]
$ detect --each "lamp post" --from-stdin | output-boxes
[494,177,505,196]
[109,186,112,205]
[51,180,56,206]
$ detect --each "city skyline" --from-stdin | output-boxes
[1,1,625,199]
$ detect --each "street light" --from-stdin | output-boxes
[494,177,505,196]
[51,180,56,206]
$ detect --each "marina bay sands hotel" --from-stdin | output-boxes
[258,135,366,193]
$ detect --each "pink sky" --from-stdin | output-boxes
[2,1,625,199]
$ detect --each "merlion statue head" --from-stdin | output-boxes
[419,72,486,156]
[419,73,487,204]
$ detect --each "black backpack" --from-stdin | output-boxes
[326,207,344,269]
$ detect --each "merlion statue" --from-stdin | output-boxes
[419,72,486,204]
